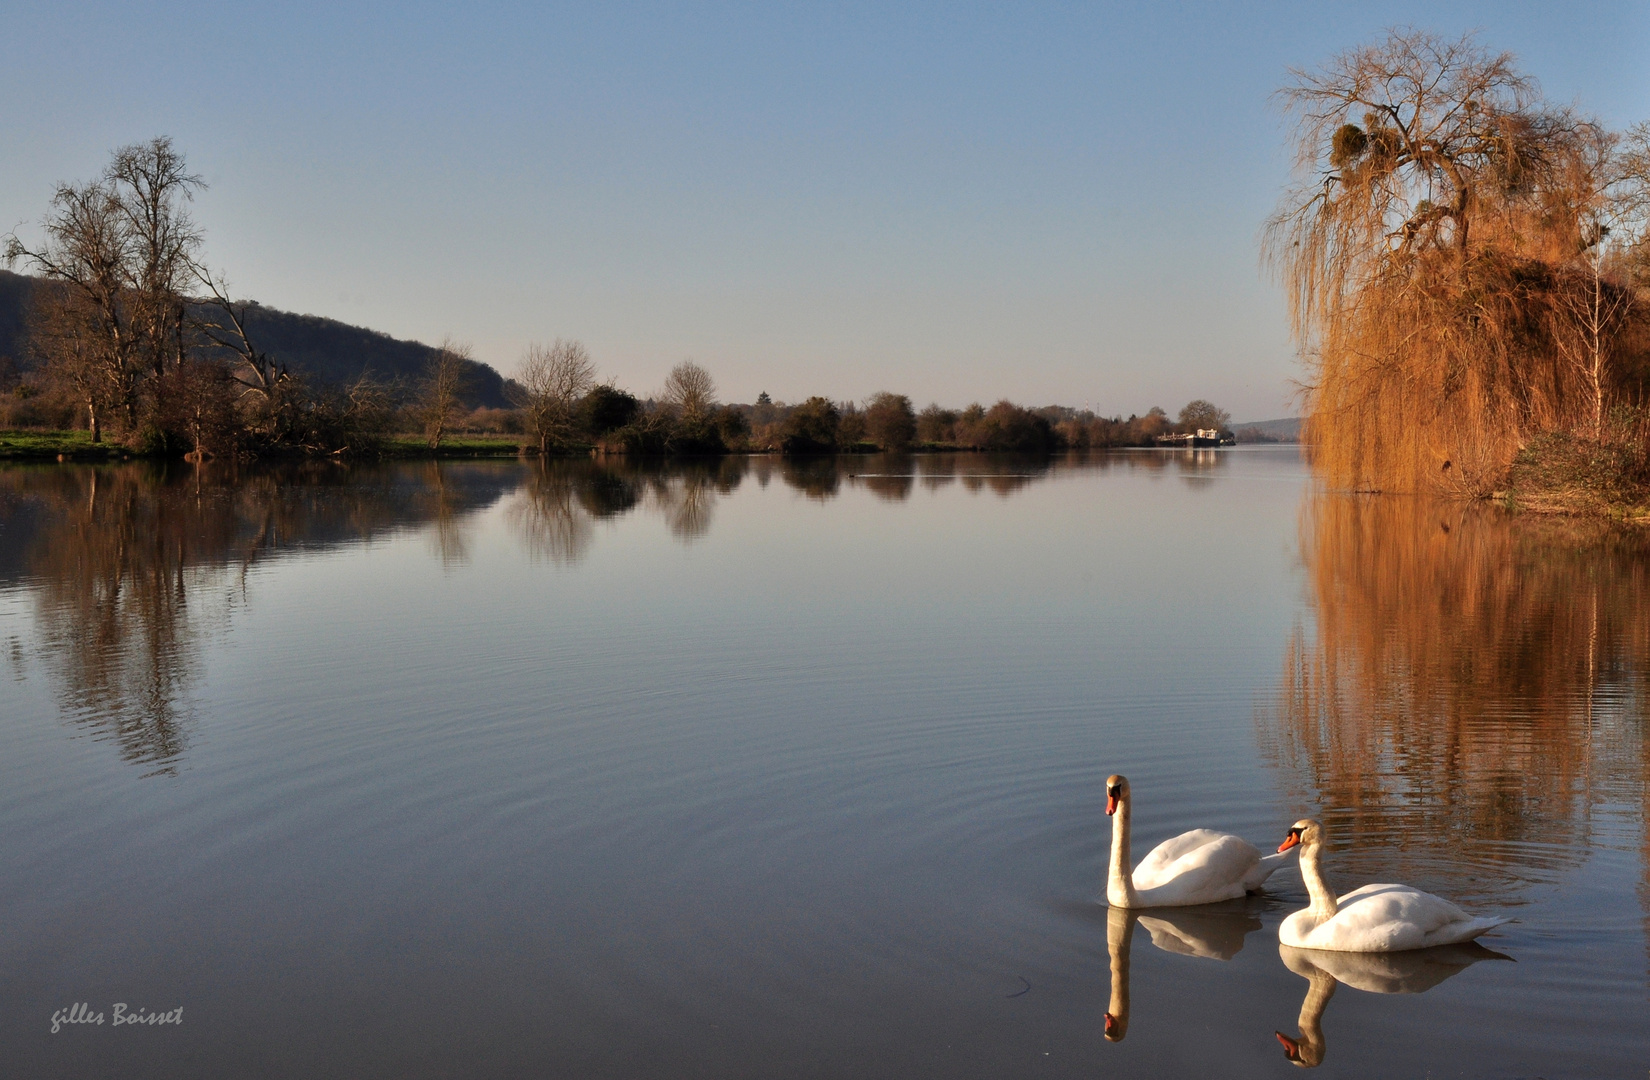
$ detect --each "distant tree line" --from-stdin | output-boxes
[486,352,1236,455]
[2,138,1241,459]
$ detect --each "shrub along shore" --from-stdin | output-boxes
[0,394,1237,462]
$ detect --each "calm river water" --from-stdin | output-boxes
[0,448,1645,1078]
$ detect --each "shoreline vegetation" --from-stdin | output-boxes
[0,140,1250,466]
[1268,29,1650,521]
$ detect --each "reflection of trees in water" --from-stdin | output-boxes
[3,462,519,773]
[780,457,839,501]
[1261,496,1650,902]
[511,462,596,565]
[918,456,956,490]
[510,457,746,554]
[423,462,471,568]
[650,459,742,541]
[19,467,227,774]
[853,453,916,502]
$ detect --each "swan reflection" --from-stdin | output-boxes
[1104,903,1265,1042]
[1274,941,1511,1066]
[1138,907,1262,961]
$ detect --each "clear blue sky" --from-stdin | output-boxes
[3,2,1647,419]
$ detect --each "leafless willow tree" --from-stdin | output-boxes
[662,360,716,419]
[1264,30,1642,493]
[511,339,595,455]
[419,338,472,450]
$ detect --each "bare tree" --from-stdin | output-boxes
[510,339,595,455]
[662,360,716,419]
[106,138,203,385]
[419,338,472,450]
[188,265,295,437]
[6,179,141,430]
[5,137,204,436]
[27,290,111,441]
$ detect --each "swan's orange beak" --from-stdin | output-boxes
[1104,1013,1120,1041]
[1276,1032,1301,1061]
[1106,793,1118,816]
[1278,829,1301,853]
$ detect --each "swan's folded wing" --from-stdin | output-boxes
[1133,831,1260,904]
[1133,830,1249,889]
[1322,884,1505,951]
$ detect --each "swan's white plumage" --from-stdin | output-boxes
[1104,776,1295,908]
[1277,820,1508,952]
[1130,830,1272,905]
[1279,882,1508,952]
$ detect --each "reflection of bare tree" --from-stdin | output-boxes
[510,462,595,565]
[647,472,705,540]
[2,462,519,773]
[423,462,471,568]
[19,466,236,773]
[1261,496,1650,899]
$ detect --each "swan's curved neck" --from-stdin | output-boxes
[1107,797,1140,908]
[1299,839,1338,919]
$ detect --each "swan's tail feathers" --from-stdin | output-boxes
[1242,846,1300,893]
[1461,916,1512,941]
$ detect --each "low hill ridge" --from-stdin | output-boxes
[0,270,510,408]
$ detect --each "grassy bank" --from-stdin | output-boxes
[0,430,133,461]
[381,435,527,458]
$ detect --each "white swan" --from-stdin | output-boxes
[1276,819,1508,952]
[1105,774,1296,908]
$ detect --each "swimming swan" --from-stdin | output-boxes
[1276,820,1508,952]
[1105,774,1296,908]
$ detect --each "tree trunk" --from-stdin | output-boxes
[88,401,101,443]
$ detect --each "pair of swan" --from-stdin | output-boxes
[1105,774,1507,951]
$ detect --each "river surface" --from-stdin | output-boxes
[0,448,1645,1078]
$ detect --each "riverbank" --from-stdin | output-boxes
[1500,428,1650,523]
[0,430,532,462]
[0,429,1257,463]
